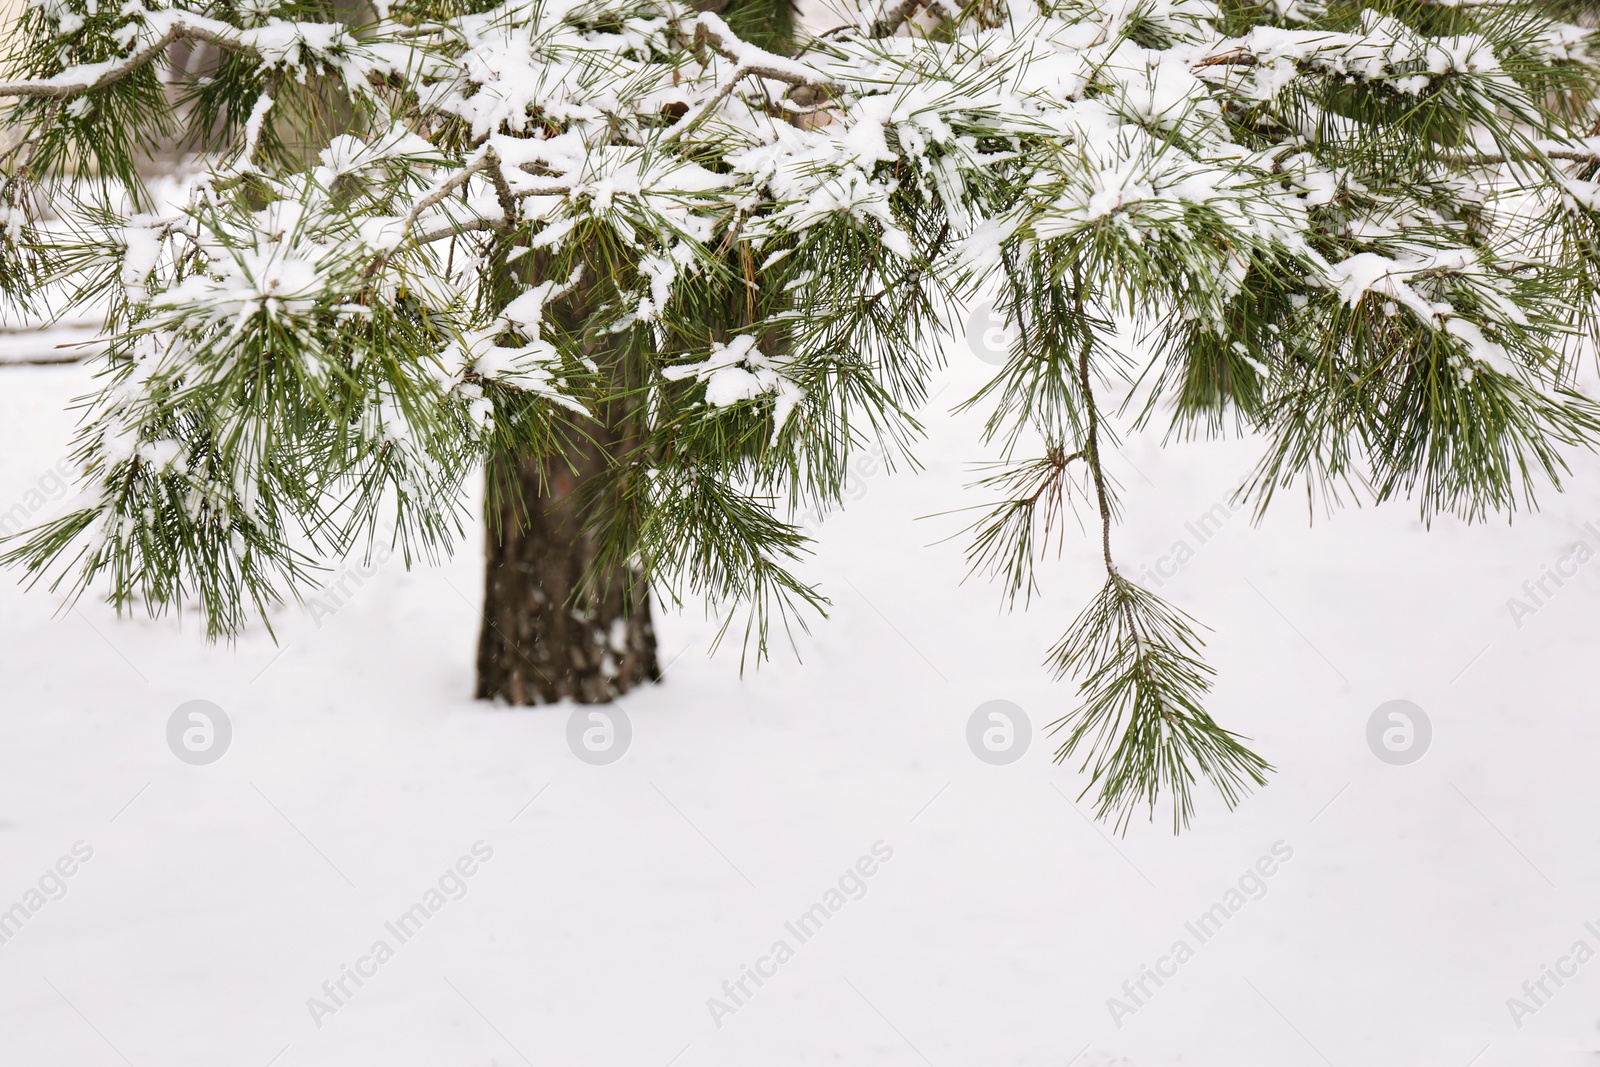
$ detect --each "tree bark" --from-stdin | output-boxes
[474,424,661,704]
[471,0,797,705]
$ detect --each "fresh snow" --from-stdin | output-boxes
[1,326,1598,1065]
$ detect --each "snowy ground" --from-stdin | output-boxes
[2,325,1599,1067]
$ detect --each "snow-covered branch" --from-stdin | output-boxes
[663,13,837,142]
[8,0,1600,830]
[0,13,328,100]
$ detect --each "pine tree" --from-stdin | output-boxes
[3,0,1600,829]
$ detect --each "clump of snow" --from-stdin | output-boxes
[663,334,806,437]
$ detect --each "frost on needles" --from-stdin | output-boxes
[3,0,1600,829]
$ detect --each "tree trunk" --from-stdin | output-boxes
[471,0,797,705]
[474,424,661,705]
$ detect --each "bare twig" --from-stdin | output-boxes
[1077,317,1115,577]
[481,146,519,229]
[403,151,497,231]
[689,15,833,89]
[872,0,922,38]
[1192,48,1253,69]
[416,216,502,245]
[666,14,837,144]
[1448,149,1600,167]
[511,169,576,199]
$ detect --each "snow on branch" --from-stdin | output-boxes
[0,14,246,99]
[8,0,1600,830]
[663,13,838,142]
[0,11,372,101]
[688,13,832,87]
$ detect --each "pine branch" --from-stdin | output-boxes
[1043,287,1271,832]
[1046,575,1273,833]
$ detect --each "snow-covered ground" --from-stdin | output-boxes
[1,327,1598,1067]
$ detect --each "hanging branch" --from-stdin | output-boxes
[1044,290,1272,833]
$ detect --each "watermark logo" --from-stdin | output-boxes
[964,301,1016,366]
[1504,523,1600,629]
[0,841,94,948]
[706,841,895,1029]
[1133,497,1241,590]
[1506,922,1600,1029]
[305,841,495,1028]
[306,543,394,628]
[0,456,76,540]
[1366,699,1430,766]
[792,439,888,532]
[167,700,232,766]
[967,700,1031,765]
[1107,841,1294,1028]
[567,707,631,765]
